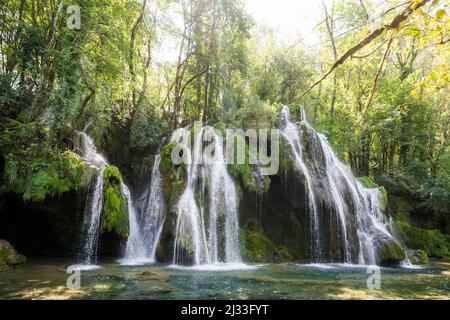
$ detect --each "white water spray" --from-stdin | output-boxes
[171,126,242,265]
[280,106,401,264]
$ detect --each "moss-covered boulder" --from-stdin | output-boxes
[408,249,429,264]
[100,166,129,239]
[0,240,26,272]
[395,218,449,259]
[379,240,406,266]
[159,143,187,209]
[240,228,293,262]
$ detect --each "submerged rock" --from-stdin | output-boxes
[0,240,26,272]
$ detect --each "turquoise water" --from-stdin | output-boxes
[0,258,448,299]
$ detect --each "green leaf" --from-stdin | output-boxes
[436,9,446,20]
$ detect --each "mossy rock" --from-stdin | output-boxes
[278,137,296,177]
[0,239,26,272]
[378,186,388,211]
[1,121,95,202]
[213,122,227,136]
[409,249,429,264]
[100,166,129,238]
[379,240,406,266]
[159,143,187,209]
[395,218,449,259]
[240,229,293,262]
[229,142,271,193]
[359,176,378,189]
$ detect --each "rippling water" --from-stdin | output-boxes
[0,258,448,299]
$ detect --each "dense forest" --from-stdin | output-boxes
[0,0,449,271]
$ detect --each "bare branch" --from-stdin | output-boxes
[357,37,394,125]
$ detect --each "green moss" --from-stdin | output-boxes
[3,148,93,202]
[278,137,296,179]
[359,176,378,189]
[159,143,187,209]
[379,186,388,208]
[415,250,428,262]
[379,240,406,266]
[395,218,449,259]
[229,142,271,193]
[1,121,94,202]
[359,176,388,210]
[100,166,129,238]
[213,122,226,136]
[0,240,26,272]
[411,250,429,264]
[240,229,293,262]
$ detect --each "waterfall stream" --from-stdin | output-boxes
[280,108,323,261]
[77,132,148,266]
[76,108,403,267]
[171,126,242,266]
[280,106,399,265]
[122,155,166,264]
[78,132,107,266]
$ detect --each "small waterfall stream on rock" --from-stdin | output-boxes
[280,108,323,261]
[280,106,401,265]
[119,183,148,265]
[77,132,108,267]
[121,155,166,264]
[170,126,243,267]
[77,132,148,267]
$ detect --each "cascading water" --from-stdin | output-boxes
[280,108,323,261]
[122,155,166,263]
[120,183,148,264]
[77,132,147,266]
[280,106,402,265]
[171,126,242,266]
[77,132,108,265]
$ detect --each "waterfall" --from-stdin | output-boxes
[280,108,323,261]
[280,106,399,265]
[77,132,108,265]
[120,183,148,264]
[77,132,148,266]
[122,155,166,263]
[171,126,242,265]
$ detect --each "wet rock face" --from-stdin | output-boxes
[0,239,26,272]
[237,107,407,265]
[0,191,86,256]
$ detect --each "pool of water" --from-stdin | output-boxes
[0,258,448,299]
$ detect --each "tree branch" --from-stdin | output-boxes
[179,68,209,99]
[299,0,431,100]
[357,37,394,125]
